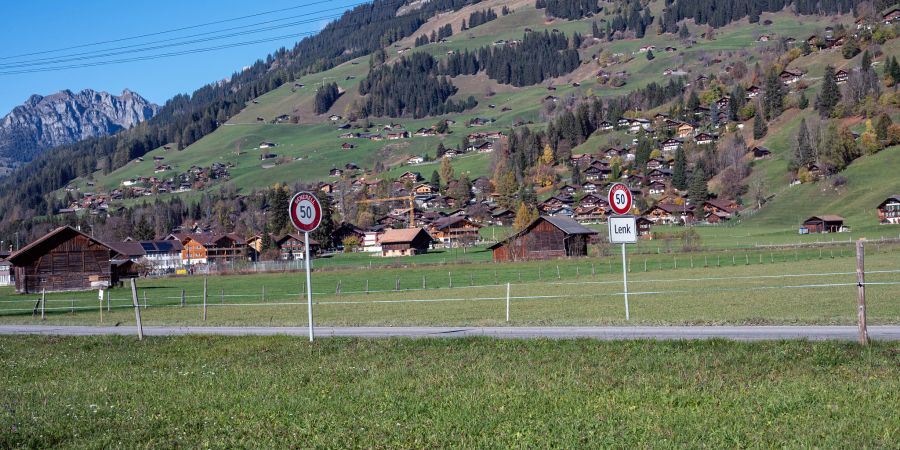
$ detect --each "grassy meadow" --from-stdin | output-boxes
[2,245,897,327]
[0,336,898,447]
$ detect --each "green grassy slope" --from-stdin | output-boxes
[61,1,892,242]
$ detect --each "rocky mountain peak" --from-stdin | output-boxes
[0,88,158,164]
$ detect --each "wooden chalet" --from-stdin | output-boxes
[644,203,693,225]
[676,123,695,138]
[398,171,423,183]
[801,215,846,233]
[573,206,606,223]
[488,216,597,262]
[332,222,367,248]
[877,195,900,224]
[7,226,117,294]
[780,70,802,85]
[177,233,248,265]
[276,234,320,260]
[379,228,434,257]
[490,208,515,226]
[835,69,849,84]
[427,216,482,247]
[636,217,652,239]
[0,251,11,287]
[751,146,772,159]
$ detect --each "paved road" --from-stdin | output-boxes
[1,325,898,340]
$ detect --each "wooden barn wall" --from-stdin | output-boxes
[16,235,111,293]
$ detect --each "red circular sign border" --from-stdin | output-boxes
[289,191,323,232]
[608,183,633,215]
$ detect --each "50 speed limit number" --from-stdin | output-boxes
[608,183,633,215]
[289,192,322,232]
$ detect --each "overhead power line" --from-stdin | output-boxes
[0,12,348,69]
[0,0,416,75]
[0,0,338,61]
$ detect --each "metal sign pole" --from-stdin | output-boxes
[305,231,314,342]
[621,242,630,320]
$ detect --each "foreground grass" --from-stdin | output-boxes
[0,336,897,447]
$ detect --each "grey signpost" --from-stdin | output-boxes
[608,183,636,320]
[289,191,323,342]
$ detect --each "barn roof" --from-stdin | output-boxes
[276,234,320,246]
[489,216,597,250]
[379,228,433,244]
[7,226,115,266]
[804,215,845,223]
[431,215,481,231]
[110,241,146,258]
[877,195,900,207]
[539,216,598,235]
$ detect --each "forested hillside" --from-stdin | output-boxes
[1,0,898,247]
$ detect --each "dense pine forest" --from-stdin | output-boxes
[359,52,477,118]
[440,30,582,86]
[314,83,342,115]
[659,0,892,32]
[535,0,603,20]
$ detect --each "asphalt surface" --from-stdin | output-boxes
[1,325,898,340]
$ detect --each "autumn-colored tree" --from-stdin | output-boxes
[541,144,555,165]
[513,202,538,231]
[439,157,454,188]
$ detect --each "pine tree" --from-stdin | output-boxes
[430,170,440,187]
[686,90,700,112]
[816,65,841,117]
[763,67,784,120]
[311,191,335,248]
[269,185,290,233]
[876,113,892,141]
[688,167,708,203]
[791,118,812,172]
[798,91,809,109]
[645,49,655,61]
[634,135,652,168]
[753,104,768,139]
[261,222,273,251]
[861,49,872,72]
[672,146,688,190]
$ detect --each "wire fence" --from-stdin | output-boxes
[1,243,897,333]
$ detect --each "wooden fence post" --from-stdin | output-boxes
[856,240,868,345]
[181,289,186,308]
[448,272,452,288]
[130,279,143,341]
[41,290,46,320]
[556,265,560,279]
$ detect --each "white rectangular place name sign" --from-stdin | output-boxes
[608,215,637,244]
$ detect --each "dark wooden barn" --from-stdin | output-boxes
[489,216,598,262]
[7,226,117,294]
[801,215,846,233]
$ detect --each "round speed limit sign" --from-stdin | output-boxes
[608,183,633,215]
[289,191,322,232]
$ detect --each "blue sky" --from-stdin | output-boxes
[0,0,361,115]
